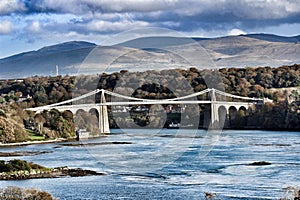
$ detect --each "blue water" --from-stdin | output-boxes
[0,129,299,199]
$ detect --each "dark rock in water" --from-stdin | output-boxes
[248,161,271,166]
[0,150,53,157]
[66,168,100,177]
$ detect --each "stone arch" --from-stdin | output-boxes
[218,105,227,128]
[86,108,100,130]
[89,108,99,117]
[62,110,74,115]
[238,106,248,113]
[228,106,237,128]
[75,109,85,115]
[61,110,74,121]
[238,106,247,116]
[201,104,211,129]
[89,108,100,126]
[228,106,237,120]
[235,106,248,128]
[238,106,247,111]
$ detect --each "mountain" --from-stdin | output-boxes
[0,41,96,79]
[199,34,300,68]
[0,34,299,79]
[244,34,300,43]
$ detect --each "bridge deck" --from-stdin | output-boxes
[26,88,264,112]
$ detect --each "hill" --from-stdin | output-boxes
[0,34,299,79]
[0,41,96,79]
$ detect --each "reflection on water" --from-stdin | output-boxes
[0,129,299,199]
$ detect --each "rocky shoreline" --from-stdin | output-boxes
[0,138,70,147]
[0,150,53,157]
[0,159,105,180]
[0,166,105,180]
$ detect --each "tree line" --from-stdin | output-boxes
[0,64,299,143]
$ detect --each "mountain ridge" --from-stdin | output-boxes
[0,34,299,79]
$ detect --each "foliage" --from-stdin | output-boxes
[0,109,6,117]
[37,109,76,138]
[281,186,300,200]
[8,159,31,171]
[0,186,56,200]
[0,159,47,173]
[0,64,299,131]
[0,116,28,143]
[0,160,29,172]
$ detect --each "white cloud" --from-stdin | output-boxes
[27,21,41,33]
[86,19,150,33]
[0,20,14,34]
[0,0,24,15]
[1,0,300,58]
[228,28,247,36]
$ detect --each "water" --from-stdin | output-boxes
[0,129,299,199]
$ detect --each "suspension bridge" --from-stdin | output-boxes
[26,88,268,133]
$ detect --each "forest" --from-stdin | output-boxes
[0,64,299,143]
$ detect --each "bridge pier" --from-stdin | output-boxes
[99,90,110,134]
[210,89,220,129]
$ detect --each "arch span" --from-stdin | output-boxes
[238,106,247,112]
[89,108,99,117]
[75,109,85,115]
[61,110,74,121]
[218,105,227,129]
[228,106,237,120]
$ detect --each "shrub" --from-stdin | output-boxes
[281,186,300,200]
[0,109,6,117]
[8,159,31,171]
[0,186,56,200]
[29,162,47,170]
[0,160,12,172]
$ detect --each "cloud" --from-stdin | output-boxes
[24,0,88,14]
[85,19,150,33]
[0,0,25,15]
[1,0,300,58]
[228,28,247,36]
[0,20,14,34]
[3,0,299,20]
[27,21,41,33]
[1,1,299,35]
[22,0,176,14]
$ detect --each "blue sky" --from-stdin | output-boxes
[0,0,300,58]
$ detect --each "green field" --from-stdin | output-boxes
[26,129,46,141]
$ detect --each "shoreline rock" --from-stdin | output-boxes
[0,167,105,180]
[0,159,105,180]
[248,161,272,166]
[0,138,71,147]
[0,150,53,157]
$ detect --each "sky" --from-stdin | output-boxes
[0,0,300,58]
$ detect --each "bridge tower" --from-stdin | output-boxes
[99,90,110,133]
[210,88,219,129]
